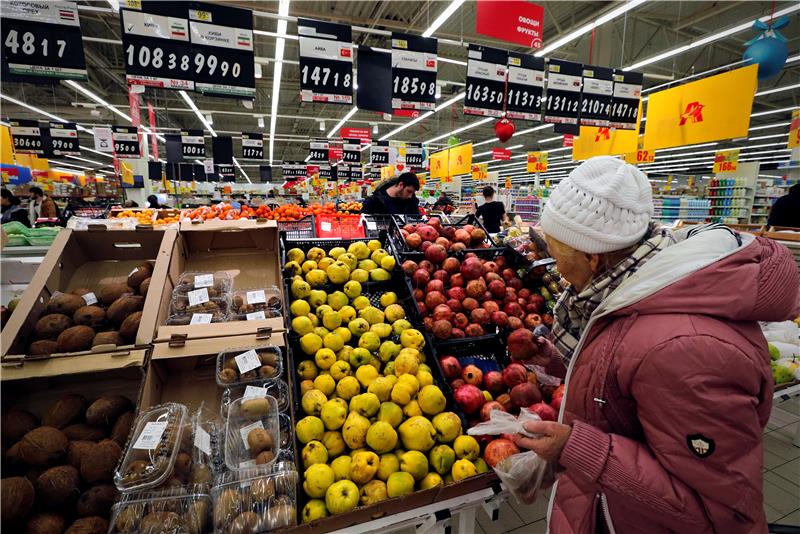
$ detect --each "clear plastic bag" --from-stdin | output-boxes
[109,488,211,534]
[211,466,298,533]
[467,408,553,504]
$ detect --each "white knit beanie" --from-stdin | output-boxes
[540,156,653,254]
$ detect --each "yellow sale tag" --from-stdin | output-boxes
[623,136,655,164]
[713,149,739,174]
[789,109,800,149]
[644,65,757,150]
[527,151,548,173]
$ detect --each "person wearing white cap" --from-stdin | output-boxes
[510,156,798,533]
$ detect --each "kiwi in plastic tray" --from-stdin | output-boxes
[221,379,291,419]
[109,490,211,534]
[230,287,283,321]
[212,468,298,533]
[174,271,233,296]
[216,346,283,387]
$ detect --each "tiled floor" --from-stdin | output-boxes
[397,397,800,534]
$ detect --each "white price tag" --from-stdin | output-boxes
[235,349,261,374]
[190,313,213,324]
[239,420,265,450]
[194,427,212,455]
[187,288,209,306]
[129,267,140,277]
[321,221,332,232]
[194,274,214,288]
[366,220,378,230]
[81,292,98,305]
[246,290,266,304]
[246,311,266,321]
[243,385,268,400]
[133,421,169,450]
[239,459,257,469]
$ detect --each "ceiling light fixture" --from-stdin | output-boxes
[269,0,291,164]
[327,107,358,138]
[425,116,493,144]
[755,83,800,97]
[422,0,465,38]
[66,155,103,165]
[257,116,265,129]
[65,80,132,123]
[372,124,379,134]
[233,156,252,184]
[179,90,216,136]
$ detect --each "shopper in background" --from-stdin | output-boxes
[514,156,798,533]
[147,195,162,209]
[432,192,455,213]
[1,188,30,227]
[361,172,420,215]
[767,183,800,227]
[28,186,57,221]
[475,185,507,233]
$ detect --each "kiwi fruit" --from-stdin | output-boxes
[79,439,122,484]
[255,450,275,465]
[127,262,154,292]
[29,339,59,355]
[229,511,260,534]
[214,488,241,528]
[97,283,134,306]
[76,484,117,517]
[113,504,143,534]
[45,294,86,316]
[71,288,94,298]
[266,497,295,530]
[92,331,124,348]
[73,306,106,328]
[1,476,35,525]
[85,395,132,427]
[1,409,38,445]
[110,411,135,444]
[189,463,212,486]
[250,477,275,502]
[18,427,68,466]
[119,311,142,342]
[63,424,106,442]
[42,394,87,429]
[246,428,273,456]
[259,352,279,366]
[140,512,181,534]
[107,296,144,325]
[34,313,74,340]
[258,365,277,378]
[139,277,152,297]
[64,516,109,534]
[218,368,237,384]
[67,441,96,469]
[56,326,95,353]
[35,465,80,507]
[174,451,192,478]
[25,513,66,534]
[183,501,208,534]
[240,398,270,418]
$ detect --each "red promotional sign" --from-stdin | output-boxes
[341,127,371,143]
[328,147,343,161]
[147,103,159,161]
[393,109,421,119]
[306,165,320,177]
[562,134,574,147]
[476,0,544,49]
[492,147,512,160]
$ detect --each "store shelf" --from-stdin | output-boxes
[707,186,752,190]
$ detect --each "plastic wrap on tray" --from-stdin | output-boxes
[174,271,233,297]
[168,292,231,325]
[109,489,212,534]
[211,467,298,533]
[216,346,283,387]
[220,379,290,419]
[224,395,280,471]
[229,286,283,321]
[114,403,188,493]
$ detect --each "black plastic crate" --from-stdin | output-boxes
[278,215,316,240]
[428,333,511,376]
[279,230,391,272]
[388,213,500,261]
[361,214,393,238]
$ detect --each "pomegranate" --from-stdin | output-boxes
[508,277,523,290]
[428,217,442,231]
[453,313,469,329]
[462,364,483,386]
[453,384,485,414]
[403,224,417,234]
[420,241,432,253]
[439,356,461,379]
[402,260,419,275]
[432,304,453,322]
[425,291,446,311]
[483,371,505,396]
[464,323,485,337]
[491,311,509,327]
[507,316,524,330]
[451,379,466,390]
[454,228,471,245]
[488,280,506,298]
[523,314,542,329]
[412,269,430,288]
[416,225,439,242]
[426,279,445,294]
[446,298,463,313]
[485,272,503,283]
[419,260,435,273]
[423,316,434,331]
[417,302,428,317]
[461,258,484,281]
[462,298,479,312]
[510,382,542,408]
[528,294,546,313]
[504,302,524,318]
[413,289,424,301]
[442,257,461,274]
[425,244,447,264]
[450,273,465,287]
[405,233,423,249]
[496,393,513,412]
[482,300,500,315]
[501,268,516,281]
[528,402,557,422]
[450,242,467,253]
[447,286,466,301]
[542,313,554,327]
[518,288,531,300]
[502,363,528,388]
[507,329,540,360]
[470,228,487,245]
[480,401,505,422]
[484,439,520,468]
[466,279,487,299]
[432,319,452,340]
[451,328,465,338]
[482,261,499,275]
[433,270,450,284]
[470,308,490,325]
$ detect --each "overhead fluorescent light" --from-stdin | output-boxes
[0,93,68,123]
[65,80,132,122]
[425,116,493,143]
[755,83,800,97]
[535,0,647,57]
[270,0,291,163]
[380,93,465,141]
[422,0,465,38]
[179,90,216,136]
[233,156,252,184]
[106,0,119,11]
[749,121,790,131]
[80,146,114,158]
[51,167,88,175]
[625,3,800,70]
[327,107,358,138]
[473,124,552,147]
[66,155,103,165]
[748,133,789,141]
[751,106,799,118]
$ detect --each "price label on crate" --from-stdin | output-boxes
[246,290,266,305]
[190,313,212,324]
[464,44,507,117]
[298,18,353,104]
[81,292,98,305]
[245,311,266,321]
[505,53,545,122]
[194,274,214,288]
[239,420,264,450]
[181,130,205,158]
[194,426,211,455]
[580,66,613,127]
[392,32,437,111]
[235,349,261,374]
[243,385,268,400]
[241,132,263,159]
[133,421,168,450]
[187,288,209,307]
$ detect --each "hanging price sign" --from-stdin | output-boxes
[217,164,235,181]
[282,162,306,181]
[9,119,44,155]
[623,137,654,164]
[112,126,141,159]
[370,141,390,165]
[180,129,205,158]
[1,1,88,82]
[298,18,353,104]
[47,121,80,156]
[544,59,583,127]
[580,66,613,127]
[527,151,548,173]
[472,162,488,181]
[610,70,643,131]
[713,149,739,173]
[464,44,507,117]
[241,132,263,159]
[405,143,424,170]
[392,33,437,111]
[492,148,511,160]
[506,52,545,122]
[309,139,329,163]
[342,138,361,164]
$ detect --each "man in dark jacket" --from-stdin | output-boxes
[361,172,420,215]
[1,188,30,226]
[768,183,800,227]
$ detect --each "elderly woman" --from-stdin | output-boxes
[516,156,798,533]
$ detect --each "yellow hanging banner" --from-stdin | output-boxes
[120,161,135,185]
[505,177,512,189]
[623,136,655,164]
[448,143,472,176]
[572,126,639,160]
[789,109,800,149]
[712,149,739,173]
[644,64,757,150]
[430,150,449,179]
[380,165,395,180]
[527,152,548,173]
[1,126,14,165]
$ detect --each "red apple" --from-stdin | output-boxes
[439,356,461,379]
[462,364,483,386]
[454,384,485,414]
[484,438,520,468]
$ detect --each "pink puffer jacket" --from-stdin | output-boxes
[549,233,799,533]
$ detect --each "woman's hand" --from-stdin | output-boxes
[514,420,572,464]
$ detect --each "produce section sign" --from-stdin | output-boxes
[789,109,800,149]
[713,149,739,173]
[180,130,205,158]
[298,18,353,104]
[580,66,613,127]
[241,132,263,159]
[391,33,437,111]
[282,162,306,181]
[112,126,141,159]
[527,151,547,173]
[492,148,511,160]
[464,44,507,117]
[505,52,545,122]
[643,64,757,150]
[610,69,643,130]
[475,0,543,49]
[1,1,88,82]
[340,127,370,143]
[545,59,583,128]
[9,119,45,155]
[47,122,80,156]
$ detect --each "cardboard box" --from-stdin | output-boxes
[152,220,285,346]
[1,228,176,376]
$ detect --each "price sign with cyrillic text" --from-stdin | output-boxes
[464,44,507,117]
[580,66,613,127]
[506,52,545,122]
[298,18,353,104]
[112,126,141,159]
[544,59,583,127]
[392,33,437,111]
